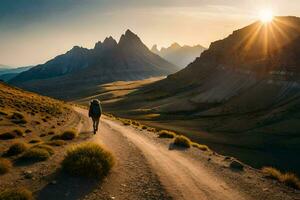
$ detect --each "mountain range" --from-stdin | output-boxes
[0,66,32,81]
[151,43,206,67]
[10,30,180,100]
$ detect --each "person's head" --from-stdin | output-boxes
[91,99,100,104]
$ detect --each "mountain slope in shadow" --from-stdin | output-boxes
[101,16,300,175]
[10,30,180,100]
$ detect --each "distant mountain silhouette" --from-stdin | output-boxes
[151,43,206,67]
[10,30,179,99]
[0,66,32,77]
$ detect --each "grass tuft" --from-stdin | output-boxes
[0,188,33,200]
[60,130,77,140]
[192,143,210,151]
[29,139,42,144]
[0,132,16,140]
[262,167,300,189]
[173,135,191,148]
[62,143,114,178]
[0,158,12,174]
[5,142,28,156]
[158,130,176,138]
[19,145,54,162]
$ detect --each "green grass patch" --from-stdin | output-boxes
[0,188,33,200]
[0,158,12,174]
[262,167,300,189]
[158,130,176,138]
[173,135,191,148]
[5,142,28,156]
[62,143,114,178]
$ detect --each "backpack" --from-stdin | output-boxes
[89,100,102,118]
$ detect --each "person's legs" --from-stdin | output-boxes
[95,118,100,131]
[92,118,96,133]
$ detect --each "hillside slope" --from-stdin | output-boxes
[97,16,300,175]
[10,30,179,100]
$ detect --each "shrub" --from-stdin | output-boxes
[10,112,27,124]
[20,148,50,162]
[173,135,191,148]
[192,143,210,151]
[0,132,16,140]
[50,135,61,141]
[141,125,147,130]
[158,130,176,138]
[29,139,42,144]
[60,130,77,140]
[123,121,131,126]
[0,188,33,200]
[62,143,114,178]
[262,167,282,179]
[32,144,54,155]
[5,142,28,156]
[131,121,140,126]
[46,140,66,146]
[0,158,12,174]
[262,167,300,189]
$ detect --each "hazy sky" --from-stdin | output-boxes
[1,0,300,67]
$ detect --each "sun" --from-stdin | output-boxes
[259,10,274,23]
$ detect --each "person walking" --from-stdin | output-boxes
[88,99,102,134]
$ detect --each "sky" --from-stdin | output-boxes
[1,0,300,67]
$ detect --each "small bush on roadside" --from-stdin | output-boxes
[48,131,55,135]
[14,129,24,137]
[173,135,191,148]
[122,120,131,126]
[29,139,42,144]
[158,130,176,138]
[60,130,77,140]
[192,143,210,151]
[5,142,28,156]
[262,167,300,189]
[0,132,16,140]
[0,188,33,200]
[62,143,114,178]
[0,158,12,174]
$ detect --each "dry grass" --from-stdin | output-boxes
[262,167,300,189]
[20,145,54,162]
[0,132,16,140]
[4,142,28,156]
[0,158,12,174]
[173,135,191,148]
[60,130,77,140]
[158,130,176,138]
[62,143,114,178]
[29,138,42,144]
[192,143,210,151]
[0,188,33,200]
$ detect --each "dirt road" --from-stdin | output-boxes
[75,107,246,200]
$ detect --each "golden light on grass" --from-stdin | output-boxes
[259,10,274,23]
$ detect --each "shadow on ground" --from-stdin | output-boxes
[37,170,102,200]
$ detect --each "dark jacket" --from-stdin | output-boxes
[89,100,102,118]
